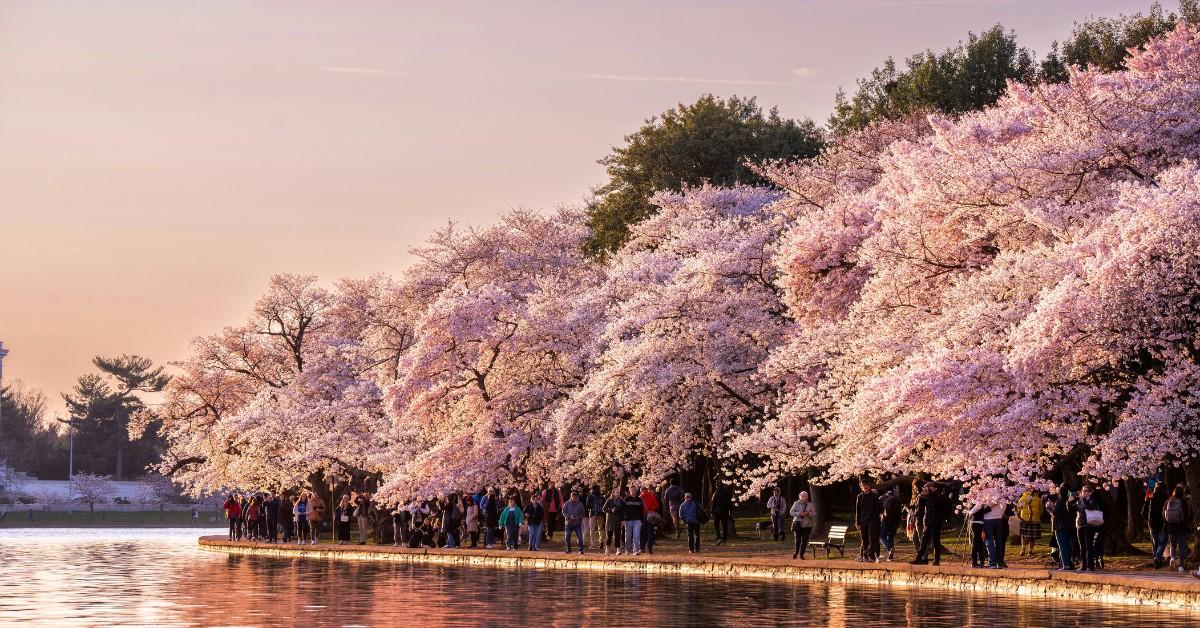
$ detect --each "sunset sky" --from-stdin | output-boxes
[0,0,1150,415]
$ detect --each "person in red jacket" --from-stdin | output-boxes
[639,487,661,553]
[542,481,563,540]
[223,495,242,541]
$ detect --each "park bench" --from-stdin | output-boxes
[808,524,849,559]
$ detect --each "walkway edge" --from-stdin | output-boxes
[198,537,1200,608]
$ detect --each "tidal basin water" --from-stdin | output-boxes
[1,528,1198,627]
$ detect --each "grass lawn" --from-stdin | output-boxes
[0,509,225,527]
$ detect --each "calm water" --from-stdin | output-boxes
[0,528,1196,627]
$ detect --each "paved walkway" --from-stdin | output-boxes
[199,534,1200,607]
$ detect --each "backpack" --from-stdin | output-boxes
[1166,498,1185,524]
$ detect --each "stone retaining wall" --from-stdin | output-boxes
[199,537,1200,609]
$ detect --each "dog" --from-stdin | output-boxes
[755,520,773,540]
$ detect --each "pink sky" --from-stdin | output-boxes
[0,0,1150,415]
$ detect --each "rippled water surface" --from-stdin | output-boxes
[0,528,1197,627]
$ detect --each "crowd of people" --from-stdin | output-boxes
[221,477,1199,577]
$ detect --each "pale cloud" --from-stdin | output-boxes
[791,66,818,78]
[321,66,410,77]
[586,73,792,87]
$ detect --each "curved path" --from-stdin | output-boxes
[200,536,1200,608]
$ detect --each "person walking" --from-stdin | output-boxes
[911,481,946,565]
[679,492,703,553]
[639,486,660,554]
[464,497,480,548]
[481,488,500,549]
[1049,487,1074,570]
[586,485,606,549]
[563,491,587,554]
[335,495,353,545]
[879,488,901,561]
[245,496,261,541]
[603,487,625,555]
[294,495,309,545]
[855,481,880,562]
[354,492,372,545]
[1164,484,1193,572]
[264,494,280,543]
[710,484,732,546]
[441,493,463,548]
[307,491,326,545]
[223,494,242,541]
[622,488,645,556]
[790,491,814,559]
[664,480,685,539]
[498,497,524,551]
[542,482,563,540]
[1143,482,1169,569]
[1016,489,1043,558]
[523,494,545,551]
[766,487,788,542]
[278,494,294,544]
[1069,485,1101,572]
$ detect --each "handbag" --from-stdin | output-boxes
[1085,509,1104,526]
[340,514,350,523]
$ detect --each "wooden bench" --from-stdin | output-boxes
[808,524,849,559]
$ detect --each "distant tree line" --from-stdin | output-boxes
[583,1,1200,254]
[1,354,167,481]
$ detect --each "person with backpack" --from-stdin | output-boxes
[1016,489,1044,558]
[1069,485,1102,571]
[664,480,685,539]
[1143,482,1169,569]
[1164,484,1193,572]
[879,489,901,561]
[790,491,814,559]
[679,492,704,553]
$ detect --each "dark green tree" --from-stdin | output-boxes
[62,355,169,480]
[1041,1,1198,80]
[583,94,823,255]
[0,382,68,480]
[829,25,1035,134]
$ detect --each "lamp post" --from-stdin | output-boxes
[0,341,8,460]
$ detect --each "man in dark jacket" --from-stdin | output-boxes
[911,482,946,565]
[710,484,733,545]
[879,489,901,561]
[855,482,881,562]
[1143,483,1169,569]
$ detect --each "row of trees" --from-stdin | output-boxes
[144,23,1200,536]
[2,355,167,481]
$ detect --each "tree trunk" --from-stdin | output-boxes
[115,443,124,482]
[810,478,833,533]
[1125,478,1144,543]
[1184,459,1200,563]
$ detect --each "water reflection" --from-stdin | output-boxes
[0,528,1196,627]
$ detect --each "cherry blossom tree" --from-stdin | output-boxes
[374,209,600,503]
[555,185,788,489]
